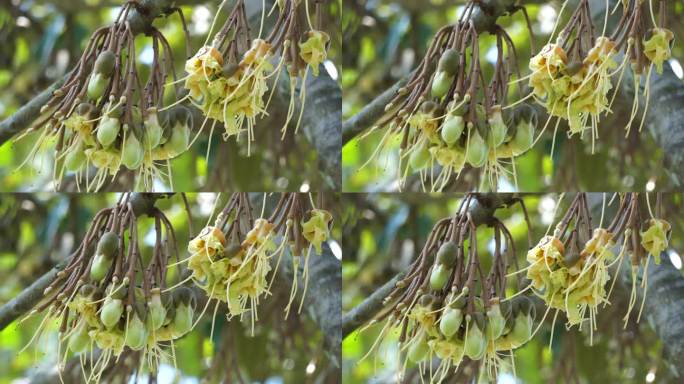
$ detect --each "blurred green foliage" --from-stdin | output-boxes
[341,1,684,192]
[341,193,684,383]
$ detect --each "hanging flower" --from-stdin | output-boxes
[641,218,671,264]
[299,30,330,76]
[643,28,674,74]
[301,209,333,254]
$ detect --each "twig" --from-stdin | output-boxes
[0,257,70,330]
[341,271,405,338]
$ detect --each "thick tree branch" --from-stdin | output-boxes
[0,78,65,146]
[0,193,164,330]
[342,78,406,145]
[621,63,684,186]
[342,271,405,337]
[298,70,342,189]
[277,242,342,366]
[630,255,684,376]
[0,258,69,330]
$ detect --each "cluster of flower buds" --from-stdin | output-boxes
[183,0,330,154]
[526,193,670,342]
[360,195,535,382]
[30,3,191,191]
[528,0,674,143]
[186,193,333,334]
[24,194,194,383]
[362,0,535,191]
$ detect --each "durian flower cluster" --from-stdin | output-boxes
[529,38,617,135]
[404,289,535,381]
[61,102,191,191]
[186,193,333,333]
[526,230,615,326]
[32,2,191,191]
[186,221,273,327]
[66,283,195,371]
[526,193,672,339]
[360,196,536,382]
[22,195,195,384]
[182,0,330,153]
[184,41,273,141]
[528,0,675,141]
[362,1,538,192]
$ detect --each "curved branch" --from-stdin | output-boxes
[342,78,406,145]
[341,271,405,338]
[0,258,69,330]
[0,78,65,146]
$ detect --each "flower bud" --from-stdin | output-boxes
[465,129,488,167]
[125,312,148,350]
[486,303,506,340]
[431,71,453,99]
[408,331,429,363]
[94,50,116,76]
[87,73,108,100]
[439,307,463,338]
[67,321,90,353]
[441,115,464,146]
[171,302,194,337]
[97,115,121,147]
[122,133,144,170]
[487,107,508,148]
[65,140,87,171]
[143,109,163,150]
[97,232,119,258]
[90,253,112,281]
[510,312,533,348]
[409,142,431,171]
[436,241,457,267]
[147,289,167,330]
[437,48,459,76]
[464,320,486,360]
[510,120,535,155]
[429,264,450,291]
[100,297,124,329]
[166,122,190,157]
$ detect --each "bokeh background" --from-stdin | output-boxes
[0,0,342,192]
[342,193,684,383]
[342,0,684,192]
[0,193,342,383]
